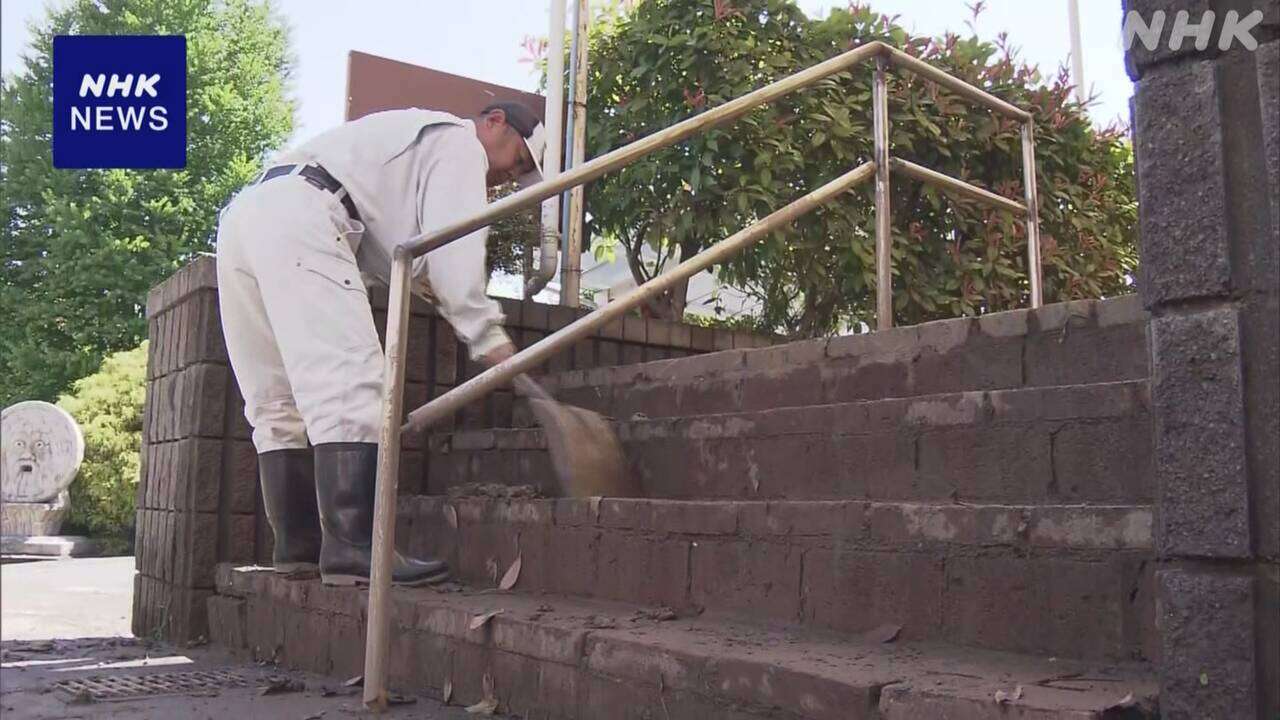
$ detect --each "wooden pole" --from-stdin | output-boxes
[1021,121,1044,308]
[403,42,887,259]
[873,57,893,331]
[403,162,877,435]
[882,45,1031,121]
[890,158,1028,216]
[362,249,412,711]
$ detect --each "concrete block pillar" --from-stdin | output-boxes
[1123,1,1279,716]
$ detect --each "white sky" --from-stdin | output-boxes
[3,0,1133,146]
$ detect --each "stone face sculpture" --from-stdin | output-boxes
[1,401,85,538]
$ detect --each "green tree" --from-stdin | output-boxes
[585,0,1137,334]
[1,0,295,406]
[57,342,148,546]
[487,182,539,279]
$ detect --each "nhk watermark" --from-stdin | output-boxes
[1123,9,1265,52]
[52,35,187,169]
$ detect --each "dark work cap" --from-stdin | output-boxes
[481,101,545,187]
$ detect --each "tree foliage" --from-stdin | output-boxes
[584,0,1137,334]
[57,342,148,544]
[487,182,539,279]
[1,0,295,406]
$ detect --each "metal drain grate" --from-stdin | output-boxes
[54,670,249,702]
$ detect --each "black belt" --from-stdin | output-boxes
[255,163,361,222]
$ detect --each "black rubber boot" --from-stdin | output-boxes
[314,442,450,587]
[258,449,322,574]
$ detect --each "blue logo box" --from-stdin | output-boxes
[53,35,187,169]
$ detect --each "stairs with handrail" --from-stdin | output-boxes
[208,296,1159,717]
[205,39,1160,717]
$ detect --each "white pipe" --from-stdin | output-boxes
[1067,0,1085,105]
[526,0,567,297]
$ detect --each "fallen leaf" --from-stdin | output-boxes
[485,557,499,584]
[465,673,499,715]
[499,555,522,590]
[863,623,902,644]
[633,606,678,622]
[994,689,1010,705]
[1013,685,1024,701]
[470,609,505,630]
[445,504,458,529]
[258,676,304,696]
[302,713,325,720]
[1105,692,1136,710]
[386,692,416,706]
[442,678,453,704]
[343,675,363,688]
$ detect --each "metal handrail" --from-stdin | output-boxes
[361,39,1041,709]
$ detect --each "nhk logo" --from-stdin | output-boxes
[73,73,170,132]
[53,35,186,169]
[1122,10,1264,52]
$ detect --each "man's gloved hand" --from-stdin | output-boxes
[480,342,517,368]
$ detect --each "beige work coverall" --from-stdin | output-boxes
[215,109,510,453]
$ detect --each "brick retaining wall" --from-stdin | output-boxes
[132,256,759,642]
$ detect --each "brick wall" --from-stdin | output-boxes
[133,256,762,642]
[1124,2,1279,717]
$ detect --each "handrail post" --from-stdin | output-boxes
[362,249,413,711]
[873,56,893,330]
[1020,119,1044,308]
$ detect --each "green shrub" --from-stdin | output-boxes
[56,342,147,546]
[585,0,1138,335]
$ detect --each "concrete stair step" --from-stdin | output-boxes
[443,296,1148,432]
[210,566,1157,720]
[429,381,1153,505]
[396,496,1156,662]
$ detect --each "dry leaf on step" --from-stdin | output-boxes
[445,504,458,529]
[469,609,505,631]
[465,673,499,715]
[499,555,522,590]
[343,675,363,688]
[442,678,453,704]
[386,693,416,706]
[994,685,1023,705]
[1105,692,1136,710]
